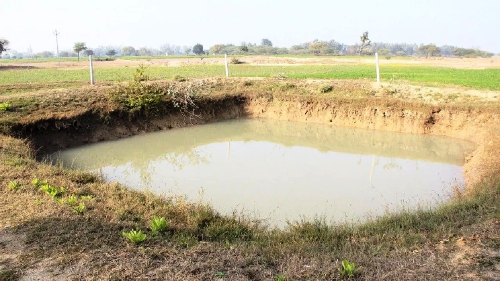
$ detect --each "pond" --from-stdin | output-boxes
[49,119,476,227]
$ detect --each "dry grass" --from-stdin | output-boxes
[0,78,500,280]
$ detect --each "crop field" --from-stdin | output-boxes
[1,64,500,91]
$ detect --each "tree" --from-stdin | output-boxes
[106,49,116,57]
[83,49,94,56]
[358,32,371,55]
[0,39,9,56]
[184,48,191,55]
[418,44,441,57]
[121,46,136,56]
[138,47,151,56]
[309,42,328,55]
[193,44,204,55]
[261,39,273,46]
[210,44,223,54]
[73,42,87,61]
[240,45,249,53]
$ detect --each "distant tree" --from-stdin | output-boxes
[261,39,273,46]
[240,45,249,53]
[396,51,405,57]
[138,47,151,56]
[0,39,9,56]
[121,46,136,56]
[106,49,117,57]
[73,42,87,61]
[35,51,54,58]
[193,44,204,55]
[377,49,390,56]
[59,51,70,57]
[309,42,328,55]
[210,44,224,55]
[418,44,440,57]
[358,31,371,55]
[83,49,94,56]
[184,48,192,55]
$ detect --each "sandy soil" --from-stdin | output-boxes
[2,56,499,70]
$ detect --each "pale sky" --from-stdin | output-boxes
[1,0,499,53]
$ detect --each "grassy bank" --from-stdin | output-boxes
[0,78,499,280]
[1,65,500,91]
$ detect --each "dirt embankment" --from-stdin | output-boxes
[11,93,500,190]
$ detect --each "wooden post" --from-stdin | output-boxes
[224,54,229,77]
[89,55,95,85]
[375,52,380,86]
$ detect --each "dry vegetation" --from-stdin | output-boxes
[0,76,499,280]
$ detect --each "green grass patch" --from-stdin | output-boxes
[1,65,499,90]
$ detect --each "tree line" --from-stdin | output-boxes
[0,34,495,59]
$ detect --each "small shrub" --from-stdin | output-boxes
[65,194,79,206]
[0,103,12,111]
[243,80,253,86]
[280,83,296,91]
[8,181,20,191]
[339,259,360,278]
[151,216,168,232]
[320,85,334,93]
[122,229,146,244]
[173,75,187,82]
[230,57,244,64]
[385,55,392,60]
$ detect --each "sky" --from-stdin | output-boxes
[1,0,499,53]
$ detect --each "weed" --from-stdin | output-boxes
[274,275,287,281]
[32,178,40,187]
[81,195,94,201]
[151,216,168,232]
[122,230,147,244]
[65,194,79,206]
[320,85,334,93]
[272,73,288,80]
[175,234,197,248]
[72,202,86,214]
[243,80,253,86]
[40,183,66,198]
[8,181,20,191]
[0,102,12,111]
[339,259,360,278]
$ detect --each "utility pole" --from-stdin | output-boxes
[53,30,60,67]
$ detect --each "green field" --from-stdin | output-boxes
[1,65,499,90]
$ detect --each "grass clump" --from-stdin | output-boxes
[71,202,86,214]
[122,229,147,244]
[230,57,244,64]
[40,183,66,198]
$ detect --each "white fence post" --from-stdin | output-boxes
[375,52,380,86]
[89,55,95,85]
[224,54,229,77]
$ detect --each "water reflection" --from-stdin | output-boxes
[49,119,476,227]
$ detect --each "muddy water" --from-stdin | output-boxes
[50,119,476,227]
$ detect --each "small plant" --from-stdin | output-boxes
[243,80,253,86]
[122,229,146,244]
[72,202,86,214]
[133,65,149,82]
[0,102,12,111]
[215,272,226,278]
[32,178,40,187]
[8,181,20,191]
[339,259,360,278]
[65,194,79,206]
[40,183,66,198]
[320,85,334,93]
[151,216,167,232]
[274,275,287,281]
[81,195,94,201]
